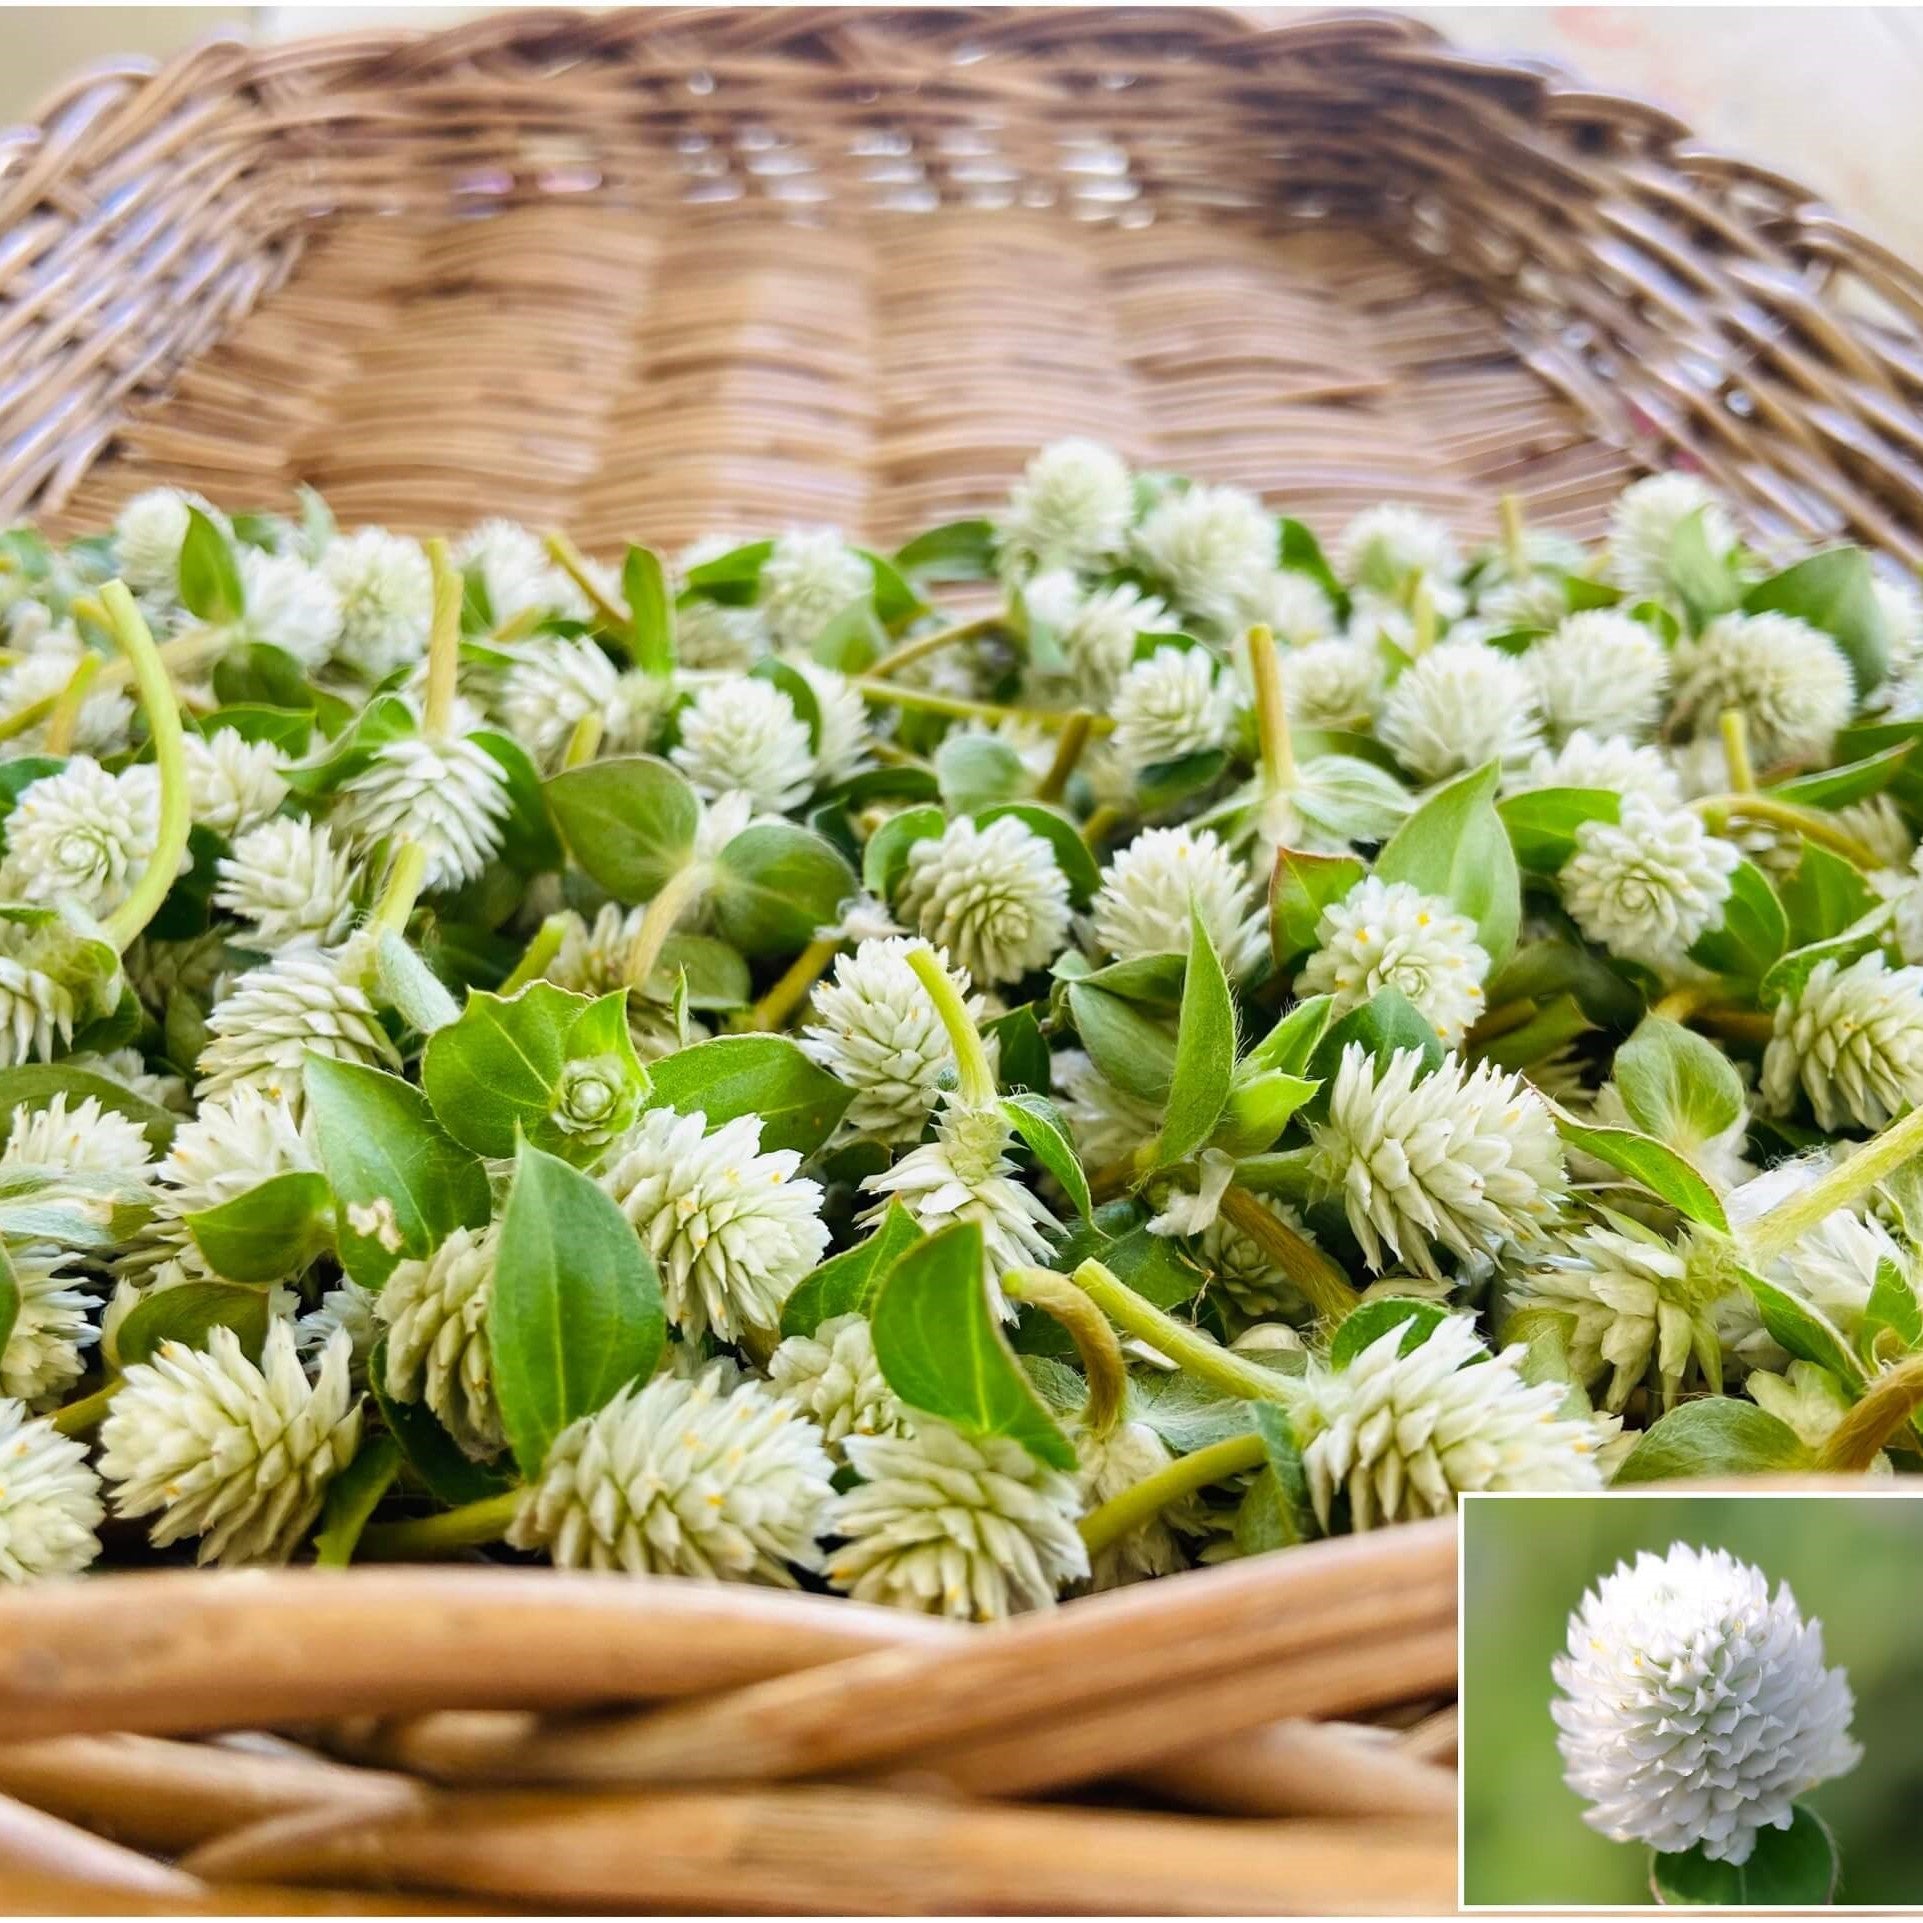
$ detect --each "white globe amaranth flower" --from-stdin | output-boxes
[601,1106,829,1344]
[1133,483,1276,632]
[456,518,584,628]
[65,1045,185,1113]
[378,1224,503,1460]
[800,937,984,1145]
[675,597,766,671]
[1309,1044,1565,1278]
[791,661,871,787]
[196,949,400,1107]
[1378,642,1542,781]
[1042,578,1169,706]
[1335,505,1463,594]
[97,1322,362,1567]
[1746,1360,1863,1456]
[1559,796,1741,975]
[154,1085,314,1240]
[999,438,1135,578]
[758,528,871,651]
[765,1312,908,1453]
[183,728,289,838]
[332,733,511,894]
[1765,1207,1907,1344]
[1078,1418,1192,1589]
[897,812,1072,987]
[1763,952,1923,1131]
[1110,645,1238,772]
[319,527,432,680]
[2,1091,154,1178]
[1053,1047,1164,1169]
[1671,612,1855,767]
[1552,1542,1860,1864]
[0,1398,102,1581]
[1091,825,1267,980]
[214,816,359,952]
[114,488,226,596]
[1296,876,1491,1047]
[497,637,662,770]
[1283,636,1384,729]
[1258,569,1339,646]
[1525,611,1671,743]
[2,757,171,920]
[236,546,342,667]
[0,918,76,1067]
[1511,729,1684,809]
[1478,567,1581,633]
[507,1364,835,1581]
[671,674,815,814]
[1198,1191,1314,1325]
[1291,1316,1604,1531]
[1607,472,1740,600]
[0,1245,95,1405]
[297,1278,378,1386]
[827,1417,1089,1619]
[0,635,133,755]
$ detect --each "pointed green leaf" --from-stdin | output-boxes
[178,506,243,624]
[115,1280,272,1368]
[643,1033,851,1156]
[313,1435,403,1567]
[1149,907,1237,1171]
[1000,1091,1090,1219]
[545,755,700,903]
[185,1170,334,1283]
[624,544,675,676]
[1551,1114,1729,1232]
[1374,760,1520,972]
[1613,1397,1812,1483]
[1270,848,1364,965]
[779,1202,923,1338]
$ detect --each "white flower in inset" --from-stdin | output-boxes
[497,637,663,769]
[1309,1044,1565,1277]
[1111,645,1238,772]
[114,489,225,596]
[2,758,169,920]
[98,1321,362,1567]
[0,1399,102,1581]
[1379,643,1542,781]
[671,675,816,814]
[0,1246,95,1405]
[333,734,511,895]
[1526,612,1671,744]
[507,1364,835,1581]
[1198,1191,1314,1325]
[1560,797,1740,975]
[0,635,132,756]
[1078,1418,1192,1589]
[214,816,359,952]
[320,528,432,680]
[1283,637,1383,729]
[766,1312,908,1453]
[1134,483,1276,632]
[1092,825,1266,979]
[1290,1317,1604,1531]
[800,937,983,1145]
[1000,439,1135,578]
[1764,952,1923,1131]
[1297,876,1491,1046]
[1335,505,1463,593]
[2,1092,154,1179]
[378,1224,503,1460]
[1053,1048,1165,1169]
[236,547,342,667]
[601,1106,829,1344]
[196,950,400,1107]
[897,812,1072,986]
[1512,730,1684,809]
[1608,473,1740,600]
[827,1417,1089,1619]
[1552,1542,1859,1864]
[1671,612,1855,767]
[183,729,289,838]
[759,529,871,651]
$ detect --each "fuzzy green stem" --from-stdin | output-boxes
[1718,709,1756,796]
[623,861,710,996]
[906,945,995,1106]
[1818,1354,1923,1471]
[868,613,1000,681]
[1079,1431,1267,1556]
[544,531,627,631]
[51,1381,118,1437]
[0,691,58,743]
[1070,1258,1294,1406]
[562,711,604,769]
[422,539,462,740]
[1651,983,1714,1024]
[43,652,101,756]
[369,840,428,937]
[855,680,1109,735]
[1694,793,1880,870]
[1081,802,1123,853]
[1747,1102,1923,1264]
[744,935,840,1033]
[500,913,569,996]
[1035,711,1093,803]
[97,582,190,954]
[1499,493,1529,581]
[355,1488,525,1561]
[1003,1266,1129,1438]
[1409,579,1437,655]
[1219,1183,1361,1322]
[1245,624,1296,794]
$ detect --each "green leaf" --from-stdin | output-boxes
[302,1055,492,1289]
[779,1202,923,1338]
[1778,842,1876,949]
[1745,545,1888,693]
[368,1336,515,1505]
[1551,1115,1730,1232]
[977,803,1101,910]
[643,1033,851,1156]
[1149,908,1237,1170]
[1614,1016,1745,1146]
[1473,992,1593,1073]
[1248,1402,1319,1544]
[422,981,592,1157]
[1000,1091,1090,1219]
[1496,787,1620,874]
[1270,849,1364,965]
[869,1221,1075,1470]
[1757,903,1894,1010]
[683,539,770,597]
[711,823,857,959]
[185,1170,334,1283]
[623,545,674,675]
[313,1435,403,1567]
[1862,1257,1923,1366]
[491,1142,666,1478]
[1770,740,1912,812]
[1241,994,1334,1078]
[985,1003,1050,1096]
[1306,987,1443,1104]
[862,804,946,902]
[1668,507,1742,627]
[1743,1269,1864,1389]
[1213,1067,1318,1156]
[1614,1398,1812,1483]
[1278,517,1347,617]
[178,507,244,624]
[1651,1805,1838,1907]
[0,1065,175,1155]
[0,1244,18,1358]
[1374,760,1520,972]
[115,1280,272,1368]
[1064,980,1177,1106]
[935,733,1027,812]
[1329,1298,1449,1370]
[545,756,700,903]
[1688,858,1788,987]
[651,933,751,1011]
[1022,1210,1204,1364]
[857,549,927,631]
[895,518,996,584]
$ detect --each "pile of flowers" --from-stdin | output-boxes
[1,448,1921,1611]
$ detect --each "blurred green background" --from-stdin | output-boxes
[1463,1494,1923,1907]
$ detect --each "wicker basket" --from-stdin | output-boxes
[3,6,1919,1912]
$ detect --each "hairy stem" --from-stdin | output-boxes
[1818,1354,1923,1472]
[1718,708,1756,795]
[906,945,996,1106]
[1219,1184,1360,1322]
[368,841,428,937]
[422,539,462,740]
[622,861,710,997]
[1004,1266,1129,1438]
[1694,793,1879,870]
[43,653,101,756]
[1245,624,1296,794]
[356,1488,525,1561]
[1747,1101,1923,1264]
[500,912,570,996]
[867,613,1000,681]
[1651,984,1714,1024]
[1070,1258,1294,1407]
[1081,801,1123,852]
[1036,711,1093,803]
[1079,1431,1267,1556]
[544,530,627,631]
[744,935,840,1033]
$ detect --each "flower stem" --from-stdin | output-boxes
[1218,1183,1361,1322]
[355,1488,524,1561]
[1718,709,1756,795]
[1747,1102,1923,1263]
[743,935,840,1033]
[0,692,58,743]
[1069,1258,1294,1407]
[544,530,627,631]
[1818,1354,1923,1472]
[1651,984,1713,1024]
[369,840,428,936]
[1694,793,1879,870]
[1036,711,1093,803]
[51,1381,118,1437]
[906,945,995,1106]
[1499,493,1529,580]
[500,912,569,995]
[43,652,101,755]
[98,582,190,954]
[422,538,462,740]
[1079,1431,1266,1556]
[622,861,710,996]
[1245,624,1296,793]
[855,679,1109,735]
[562,711,604,769]
[1003,1266,1128,1438]
[867,613,1000,681]
[1081,802,1123,852]
[1410,579,1437,655]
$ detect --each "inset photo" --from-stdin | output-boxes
[1462,1492,1923,1911]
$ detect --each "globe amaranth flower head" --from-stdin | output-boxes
[1670,611,1855,768]
[1525,611,1672,744]
[182,729,290,839]
[896,812,1072,987]
[1763,951,1923,1132]
[765,1312,909,1456]
[1110,644,1240,774]
[0,1397,102,1581]
[1334,504,1463,596]
[1133,483,1276,633]
[332,732,512,895]
[235,546,343,668]
[1552,1542,1860,1864]
[998,438,1135,579]
[1378,642,1542,782]
[758,528,872,651]
[671,674,816,814]
[1607,473,1740,601]
[1,758,177,922]
[214,816,359,953]
[319,527,432,680]
[378,1223,503,1461]
[1512,730,1684,811]
[195,948,401,1109]
[1558,797,1741,977]
[1023,574,1170,707]
[1090,824,1267,981]
[113,488,227,596]
[1296,875,1491,1047]
[497,636,663,770]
